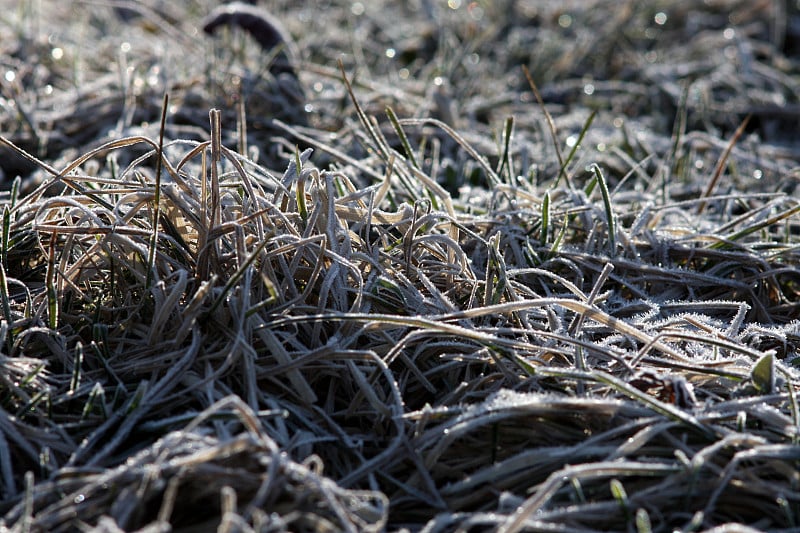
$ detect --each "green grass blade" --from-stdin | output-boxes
[592,164,616,253]
[636,508,653,533]
[497,116,514,184]
[751,352,775,394]
[540,190,550,247]
[386,106,419,169]
[555,109,596,189]
[610,479,630,521]
[1,206,9,269]
[46,233,58,330]
[146,93,169,289]
[70,342,84,395]
[711,203,800,250]
[0,259,12,351]
[9,176,20,208]
[339,60,390,161]
[295,146,308,222]
[207,237,271,316]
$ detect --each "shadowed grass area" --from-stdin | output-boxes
[1,1,800,531]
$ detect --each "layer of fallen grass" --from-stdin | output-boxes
[1,1,800,531]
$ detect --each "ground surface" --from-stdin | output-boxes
[1,1,800,532]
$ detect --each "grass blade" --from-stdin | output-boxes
[1,206,9,269]
[696,114,751,215]
[46,232,58,330]
[497,116,514,184]
[146,93,169,289]
[386,106,419,169]
[556,109,596,189]
[539,190,550,247]
[522,66,566,185]
[592,164,616,254]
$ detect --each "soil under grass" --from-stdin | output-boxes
[1,1,800,531]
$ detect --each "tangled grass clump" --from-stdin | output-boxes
[1,1,800,531]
